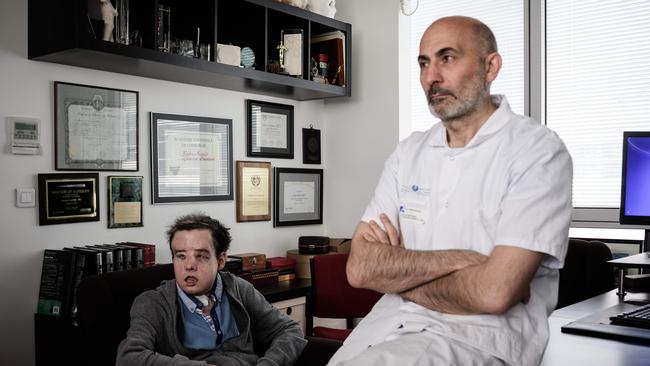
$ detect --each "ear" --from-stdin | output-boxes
[217,252,226,270]
[484,52,502,85]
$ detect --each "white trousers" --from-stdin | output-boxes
[327,330,505,366]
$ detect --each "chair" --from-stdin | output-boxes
[309,253,383,341]
[557,238,615,309]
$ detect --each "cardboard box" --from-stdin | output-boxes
[286,249,336,279]
[329,238,351,253]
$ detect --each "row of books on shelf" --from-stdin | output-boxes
[37,242,156,320]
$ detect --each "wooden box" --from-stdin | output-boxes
[229,253,267,271]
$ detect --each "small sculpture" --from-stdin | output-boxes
[275,0,309,9]
[277,42,288,71]
[100,0,118,42]
[308,0,336,18]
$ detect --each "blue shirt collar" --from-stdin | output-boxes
[176,272,224,313]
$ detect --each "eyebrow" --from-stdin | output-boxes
[418,47,458,62]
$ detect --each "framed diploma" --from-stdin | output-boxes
[108,176,144,228]
[273,167,323,227]
[38,173,100,225]
[54,81,139,171]
[236,161,271,222]
[246,100,294,159]
[151,113,233,204]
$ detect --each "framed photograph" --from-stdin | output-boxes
[151,113,233,204]
[246,100,294,159]
[281,29,304,77]
[108,176,144,228]
[236,161,271,222]
[302,127,321,164]
[54,81,139,171]
[273,167,323,227]
[38,173,100,225]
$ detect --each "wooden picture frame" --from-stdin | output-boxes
[38,173,100,225]
[273,167,323,227]
[54,81,139,171]
[150,113,233,204]
[236,161,271,222]
[246,100,294,159]
[108,176,144,228]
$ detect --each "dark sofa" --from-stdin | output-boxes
[76,263,341,366]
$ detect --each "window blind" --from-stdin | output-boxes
[405,0,525,136]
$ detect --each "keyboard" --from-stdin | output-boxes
[610,303,650,329]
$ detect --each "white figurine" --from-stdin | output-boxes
[100,0,118,42]
[308,0,336,18]
[275,0,308,9]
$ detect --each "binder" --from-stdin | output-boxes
[37,250,76,318]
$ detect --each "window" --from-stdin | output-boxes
[399,1,650,230]
[399,0,525,140]
[546,0,650,223]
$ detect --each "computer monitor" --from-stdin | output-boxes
[619,131,650,252]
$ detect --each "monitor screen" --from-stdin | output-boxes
[620,131,650,225]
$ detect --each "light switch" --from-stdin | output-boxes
[16,188,35,208]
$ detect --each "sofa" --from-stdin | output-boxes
[76,263,341,366]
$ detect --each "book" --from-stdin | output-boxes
[71,246,103,276]
[123,242,156,267]
[37,250,76,318]
[62,248,86,322]
[115,243,144,269]
[94,245,124,272]
[311,31,345,86]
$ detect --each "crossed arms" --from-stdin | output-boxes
[346,214,544,315]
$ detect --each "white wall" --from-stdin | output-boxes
[0,0,399,365]
[324,1,400,235]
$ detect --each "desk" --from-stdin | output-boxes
[609,252,650,298]
[541,290,650,366]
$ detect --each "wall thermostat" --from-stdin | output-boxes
[7,116,41,155]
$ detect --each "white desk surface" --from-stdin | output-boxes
[541,290,650,366]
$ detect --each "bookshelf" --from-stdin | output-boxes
[28,0,351,101]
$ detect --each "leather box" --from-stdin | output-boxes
[267,257,296,271]
[329,238,351,253]
[229,253,267,271]
[250,268,279,288]
[299,236,330,254]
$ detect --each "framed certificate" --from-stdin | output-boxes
[108,176,144,228]
[38,173,100,225]
[151,113,233,204]
[273,167,323,227]
[54,81,139,171]
[236,161,271,222]
[246,100,294,159]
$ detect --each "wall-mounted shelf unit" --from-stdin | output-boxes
[28,0,351,101]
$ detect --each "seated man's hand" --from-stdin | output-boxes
[363,213,403,247]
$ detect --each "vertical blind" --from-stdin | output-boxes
[546,0,650,208]
[406,0,525,135]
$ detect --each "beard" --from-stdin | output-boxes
[427,70,487,122]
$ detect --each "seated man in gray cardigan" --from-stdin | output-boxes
[116,213,306,366]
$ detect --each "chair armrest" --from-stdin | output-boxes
[295,336,343,366]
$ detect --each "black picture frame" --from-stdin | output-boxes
[247,100,294,159]
[38,173,100,225]
[54,81,139,171]
[151,113,233,204]
[302,127,321,164]
[273,167,323,227]
[108,176,144,228]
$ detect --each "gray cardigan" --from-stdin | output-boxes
[115,272,307,366]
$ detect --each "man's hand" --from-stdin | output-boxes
[363,213,403,247]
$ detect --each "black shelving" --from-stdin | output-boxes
[28,0,351,101]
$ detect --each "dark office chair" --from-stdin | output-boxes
[557,238,615,309]
[309,253,383,341]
